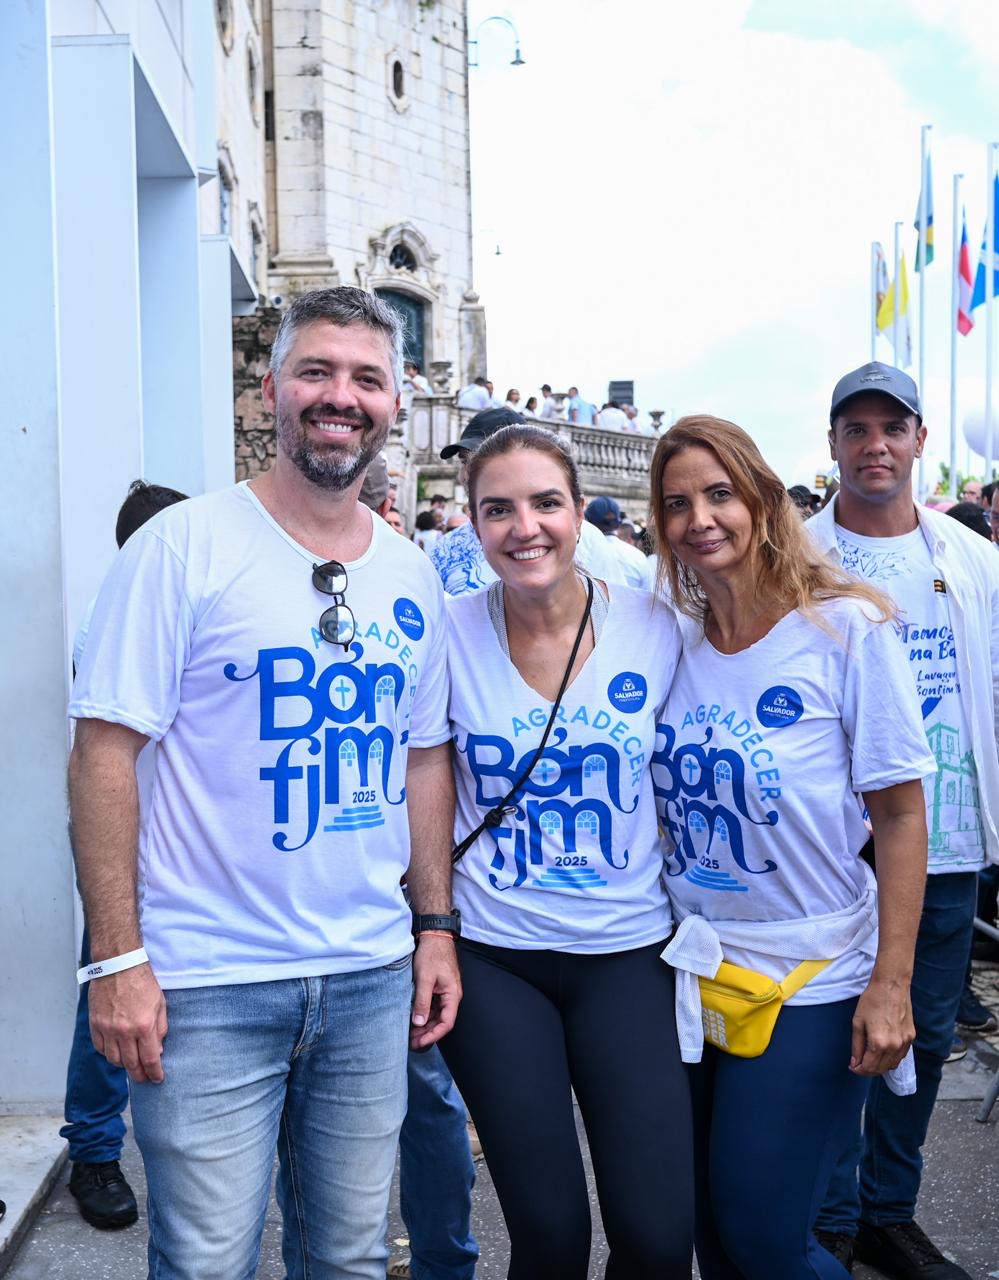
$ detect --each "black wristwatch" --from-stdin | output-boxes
[413,909,462,938]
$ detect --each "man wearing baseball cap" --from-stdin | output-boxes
[809,362,999,1279]
[584,495,654,590]
[431,408,620,595]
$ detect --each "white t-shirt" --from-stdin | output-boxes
[448,583,681,952]
[597,407,629,432]
[69,483,450,989]
[538,396,559,420]
[835,524,986,874]
[606,533,655,590]
[456,384,491,410]
[657,599,936,1003]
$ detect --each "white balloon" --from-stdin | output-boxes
[963,409,999,458]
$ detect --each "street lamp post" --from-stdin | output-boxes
[468,16,525,68]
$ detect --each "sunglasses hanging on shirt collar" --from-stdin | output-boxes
[312,560,357,649]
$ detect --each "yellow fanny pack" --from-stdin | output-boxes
[698,959,831,1058]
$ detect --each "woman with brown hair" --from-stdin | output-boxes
[650,415,935,1279]
[441,423,694,1278]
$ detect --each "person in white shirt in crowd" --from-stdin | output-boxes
[67,286,460,1280]
[440,423,694,1279]
[404,361,432,396]
[523,395,539,416]
[413,509,442,552]
[623,403,641,433]
[430,408,621,597]
[456,376,492,411]
[565,385,596,426]
[652,413,933,1280]
[584,495,655,590]
[810,362,999,1280]
[485,380,504,409]
[503,388,521,410]
[538,384,559,420]
[595,400,629,432]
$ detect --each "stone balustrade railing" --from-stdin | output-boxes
[391,396,658,519]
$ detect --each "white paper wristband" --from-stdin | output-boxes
[77,947,149,985]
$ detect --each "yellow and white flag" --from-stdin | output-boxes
[876,252,913,369]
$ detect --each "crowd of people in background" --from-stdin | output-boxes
[444,370,661,437]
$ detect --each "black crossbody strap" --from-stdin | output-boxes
[452,575,594,865]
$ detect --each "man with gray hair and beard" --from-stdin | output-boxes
[67,286,460,1279]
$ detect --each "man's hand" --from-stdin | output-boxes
[89,964,168,1084]
[410,935,461,1051]
[849,975,914,1077]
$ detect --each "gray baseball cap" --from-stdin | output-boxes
[829,361,922,425]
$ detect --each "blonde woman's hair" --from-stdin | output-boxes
[649,414,895,626]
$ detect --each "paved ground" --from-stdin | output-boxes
[6,960,999,1279]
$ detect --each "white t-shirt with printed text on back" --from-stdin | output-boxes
[70,483,450,988]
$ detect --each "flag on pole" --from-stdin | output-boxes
[971,172,999,311]
[914,154,934,269]
[958,212,975,336]
[872,242,889,342]
[876,252,913,367]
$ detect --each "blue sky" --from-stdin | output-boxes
[466,0,999,493]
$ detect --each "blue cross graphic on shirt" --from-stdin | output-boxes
[683,757,698,783]
[334,679,351,707]
[536,760,554,784]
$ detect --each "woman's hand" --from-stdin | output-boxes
[849,974,915,1076]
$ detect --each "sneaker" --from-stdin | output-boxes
[855,1220,972,1278]
[945,1034,967,1063]
[68,1160,139,1230]
[815,1228,855,1272]
[386,1261,411,1279]
[467,1119,483,1160]
[956,992,998,1033]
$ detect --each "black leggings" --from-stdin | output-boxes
[439,938,694,1279]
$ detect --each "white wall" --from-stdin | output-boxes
[1,0,78,1112]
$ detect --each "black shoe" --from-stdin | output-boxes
[815,1228,855,1272]
[855,1220,972,1279]
[956,991,999,1033]
[68,1160,139,1230]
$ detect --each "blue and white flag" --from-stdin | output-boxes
[971,173,999,311]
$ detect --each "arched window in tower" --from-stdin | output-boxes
[375,676,395,704]
[376,287,425,371]
[339,741,358,766]
[714,760,732,786]
[540,812,562,836]
[583,756,606,780]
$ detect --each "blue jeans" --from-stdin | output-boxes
[690,998,869,1280]
[400,1047,478,1280]
[61,924,130,1163]
[130,960,412,1280]
[817,871,978,1231]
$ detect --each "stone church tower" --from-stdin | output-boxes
[233,0,484,480]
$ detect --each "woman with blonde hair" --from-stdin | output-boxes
[650,414,935,1279]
